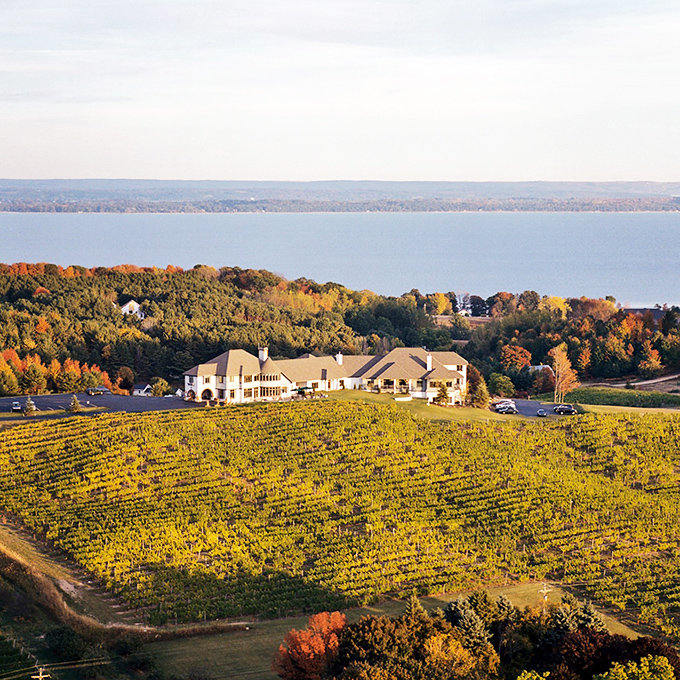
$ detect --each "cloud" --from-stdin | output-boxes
[1,0,679,179]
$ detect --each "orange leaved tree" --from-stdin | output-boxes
[272,611,347,680]
[549,345,580,404]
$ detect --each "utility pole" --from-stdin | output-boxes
[31,669,51,680]
[538,582,553,616]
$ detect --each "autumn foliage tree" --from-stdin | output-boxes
[549,345,580,403]
[272,611,347,680]
[500,345,532,371]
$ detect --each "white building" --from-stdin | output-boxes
[184,346,467,405]
[120,299,145,319]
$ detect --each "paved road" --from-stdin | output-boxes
[496,398,575,418]
[0,392,206,416]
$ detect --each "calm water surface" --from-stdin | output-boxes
[0,211,677,305]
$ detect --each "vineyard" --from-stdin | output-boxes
[0,402,679,639]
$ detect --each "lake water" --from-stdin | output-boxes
[0,211,677,305]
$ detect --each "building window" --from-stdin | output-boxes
[229,390,235,399]
[244,388,253,398]
[218,389,225,399]
[416,379,423,389]
[311,382,319,390]
[244,375,252,383]
[203,376,210,384]
[187,376,194,384]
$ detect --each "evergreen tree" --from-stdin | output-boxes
[577,603,607,633]
[22,396,36,416]
[471,377,490,409]
[467,590,498,626]
[68,394,82,413]
[549,605,579,640]
[444,597,473,627]
[434,381,449,405]
[496,594,518,623]
[458,608,492,650]
[404,591,427,620]
[20,364,47,394]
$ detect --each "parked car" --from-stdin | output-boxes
[496,404,518,414]
[86,386,110,395]
[553,404,577,415]
[11,401,21,413]
[536,408,548,417]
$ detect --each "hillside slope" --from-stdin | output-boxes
[0,403,678,639]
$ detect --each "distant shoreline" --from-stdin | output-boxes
[2,199,680,214]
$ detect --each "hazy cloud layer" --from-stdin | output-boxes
[1,0,678,179]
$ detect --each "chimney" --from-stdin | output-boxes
[426,353,433,371]
[335,352,343,366]
[258,346,269,362]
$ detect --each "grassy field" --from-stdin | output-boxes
[329,389,512,422]
[566,387,680,409]
[147,582,638,680]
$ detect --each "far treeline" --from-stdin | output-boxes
[3,197,680,213]
[0,261,679,397]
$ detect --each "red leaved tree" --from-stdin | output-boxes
[272,611,347,680]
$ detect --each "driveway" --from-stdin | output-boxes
[0,393,206,417]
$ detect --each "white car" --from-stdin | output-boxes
[11,401,21,413]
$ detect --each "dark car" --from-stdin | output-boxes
[553,404,577,415]
[536,408,548,417]
[86,386,110,395]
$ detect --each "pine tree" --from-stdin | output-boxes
[68,394,82,413]
[444,597,472,626]
[472,377,490,408]
[577,602,607,633]
[404,591,427,620]
[467,590,498,625]
[22,396,36,417]
[496,594,518,623]
[434,381,449,405]
[458,608,492,650]
[549,605,579,638]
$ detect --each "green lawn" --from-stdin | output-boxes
[147,583,637,680]
[329,390,513,422]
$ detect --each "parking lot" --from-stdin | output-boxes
[0,392,205,417]
[496,398,574,418]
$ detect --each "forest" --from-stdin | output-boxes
[1,262,679,398]
[462,293,680,396]
[0,262,459,395]
[0,401,679,640]
[273,592,680,680]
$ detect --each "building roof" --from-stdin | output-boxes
[360,348,466,381]
[276,355,347,383]
[183,349,263,377]
[183,346,467,383]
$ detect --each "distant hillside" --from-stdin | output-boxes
[1,180,680,212]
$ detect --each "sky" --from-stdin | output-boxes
[1,0,679,181]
